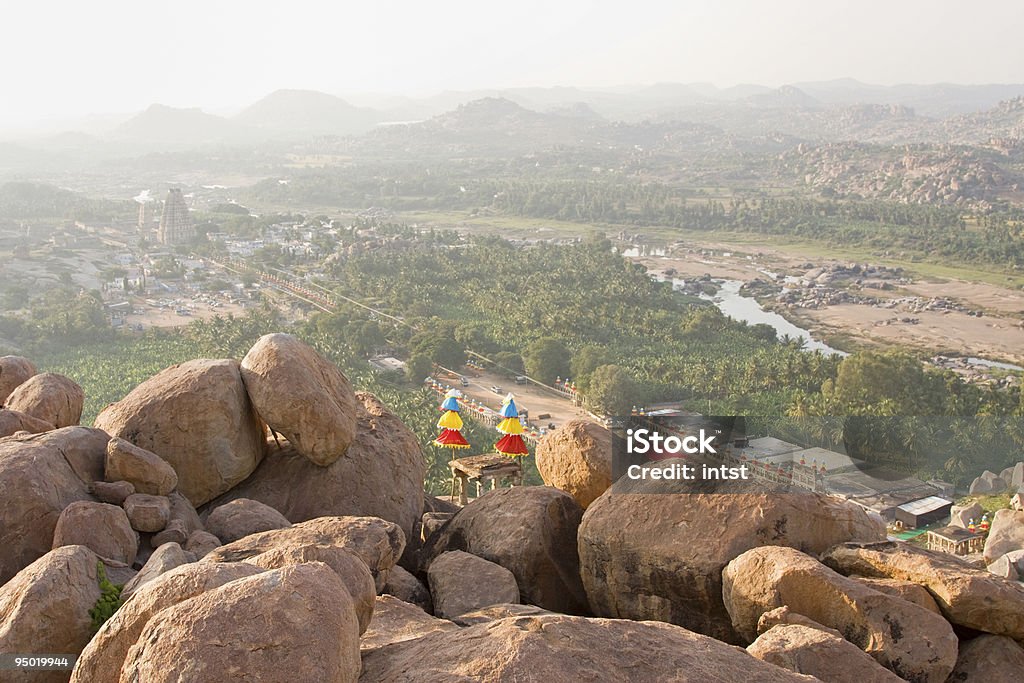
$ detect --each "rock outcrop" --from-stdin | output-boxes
[240,333,357,466]
[748,623,903,683]
[723,546,957,682]
[0,355,37,404]
[0,546,103,683]
[4,372,83,429]
[119,563,362,683]
[205,498,291,543]
[578,489,884,641]
[360,614,816,682]
[94,359,266,507]
[423,486,588,614]
[428,550,520,619]
[535,419,613,509]
[207,393,425,548]
[824,541,1024,639]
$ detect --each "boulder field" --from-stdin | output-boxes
[3,335,1024,680]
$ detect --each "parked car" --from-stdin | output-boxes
[490,385,503,395]
[460,376,470,387]
[515,375,528,385]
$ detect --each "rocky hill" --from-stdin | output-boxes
[776,142,1021,206]
[2,346,1024,681]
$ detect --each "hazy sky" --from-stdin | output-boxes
[5,0,1024,127]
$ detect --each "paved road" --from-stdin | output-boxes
[437,368,595,432]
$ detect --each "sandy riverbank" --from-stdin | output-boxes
[633,249,1024,366]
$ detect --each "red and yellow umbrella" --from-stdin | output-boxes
[494,394,529,457]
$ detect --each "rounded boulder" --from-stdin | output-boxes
[94,359,266,506]
[240,333,357,466]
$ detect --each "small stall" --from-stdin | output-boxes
[926,525,984,556]
[449,453,523,505]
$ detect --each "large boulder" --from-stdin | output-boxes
[423,486,588,614]
[104,437,177,496]
[0,355,37,404]
[70,562,264,683]
[207,392,424,547]
[240,333,357,466]
[204,516,405,592]
[723,546,957,682]
[947,634,1024,681]
[360,614,816,682]
[119,563,361,683]
[983,508,1024,564]
[428,550,520,620]
[748,624,903,683]
[52,501,138,566]
[823,541,1024,639]
[970,470,1006,495]
[535,419,613,509]
[948,501,982,529]
[0,408,54,438]
[205,498,291,543]
[578,490,885,642]
[360,595,458,653]
[4,372,84,428]
[0,546,103,683]
[0,427,109,582]
[93,359,266,507]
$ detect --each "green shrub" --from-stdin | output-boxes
[88,563,124,634]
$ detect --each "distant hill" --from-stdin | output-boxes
[113,104,247,144]
[234,89,381,136]
[793,79,1024,117]
[746,85,820,109]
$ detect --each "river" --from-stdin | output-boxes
[694,279,847,356]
